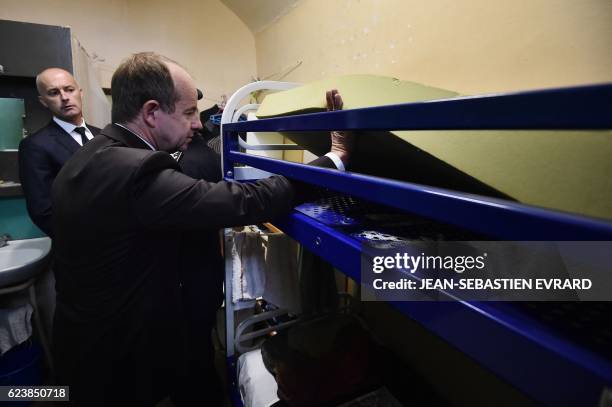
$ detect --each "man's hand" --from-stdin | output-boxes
[326,89,354,167]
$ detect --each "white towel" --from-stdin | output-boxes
[238,348,279,407]
[0,303,33,355]
[231,231,266,303]
[263,234,301,314]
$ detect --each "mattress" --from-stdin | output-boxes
[256,74,612,220]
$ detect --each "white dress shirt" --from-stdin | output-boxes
[53,116,94,146]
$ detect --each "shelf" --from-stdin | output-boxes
[278,195,612,406]
[0,183,22,198]
[222,82,612,406]
[222,83,612,240]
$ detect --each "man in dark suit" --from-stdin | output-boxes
[18,68,101,237]
[51,52,351,406]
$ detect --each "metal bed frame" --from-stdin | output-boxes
[221,81,612,406]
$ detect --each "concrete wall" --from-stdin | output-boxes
[1,0,257,110]
[255,0,612,94]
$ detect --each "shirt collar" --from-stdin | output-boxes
[53,116,86,135]
[114,123,157,151]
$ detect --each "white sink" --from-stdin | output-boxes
[0,237,51,287]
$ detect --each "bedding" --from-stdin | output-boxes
[256,74,612,220]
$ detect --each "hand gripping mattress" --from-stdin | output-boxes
[256,74,612,220]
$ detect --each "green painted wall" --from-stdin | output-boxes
[0,98,25,150]
[0,197,45,240]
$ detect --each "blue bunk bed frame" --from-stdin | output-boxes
[222,83,612,406]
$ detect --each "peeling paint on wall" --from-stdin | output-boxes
[256,0,612,94]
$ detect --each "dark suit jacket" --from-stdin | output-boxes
[18,120,101,236]
[51,123,335,405]
[174,134,225,404]
[177,132,224,324]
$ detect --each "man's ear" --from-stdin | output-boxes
[38,96,48,109]
[142,100,160,127]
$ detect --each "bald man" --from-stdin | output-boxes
[18,68,101,237]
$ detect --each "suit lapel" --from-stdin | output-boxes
[49,120,80,155]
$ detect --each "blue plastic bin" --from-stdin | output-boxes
[0,340,42,406]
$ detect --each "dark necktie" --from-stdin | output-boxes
[74,126,89,145]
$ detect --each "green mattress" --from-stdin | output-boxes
[256,75,612,221]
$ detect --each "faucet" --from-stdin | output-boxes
[0,234,12,248]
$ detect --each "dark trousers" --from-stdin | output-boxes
[174,233,225,406]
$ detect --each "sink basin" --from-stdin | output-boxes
[0,237,51,287]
